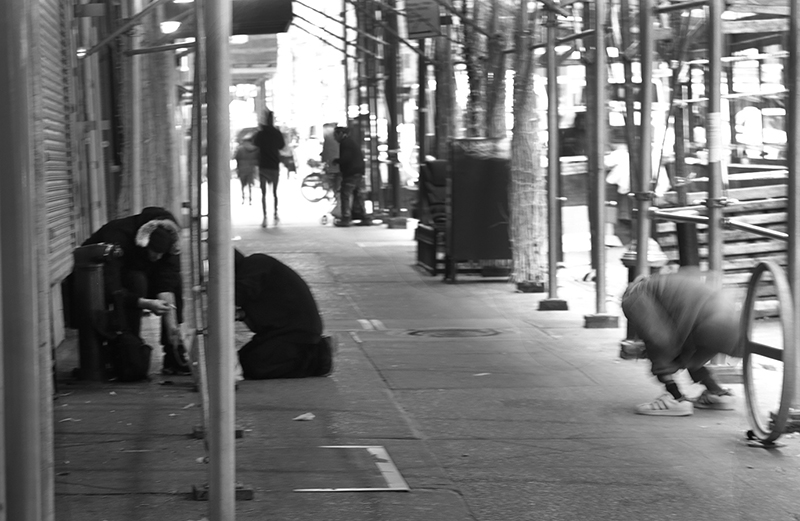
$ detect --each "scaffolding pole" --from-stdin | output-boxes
[204,0,235,518]
[544,7,566,307]
[787,0,800,409]
[592,0,607,313]
[636,0,653,278]
[386,0,401,216]
[706,0,724,281]
[1,0,41,519]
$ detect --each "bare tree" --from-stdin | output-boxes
[508,0,547,287]
[433,12,457,159]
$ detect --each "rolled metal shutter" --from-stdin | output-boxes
[40,0,77,283]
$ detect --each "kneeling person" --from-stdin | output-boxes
[234,249,334,379]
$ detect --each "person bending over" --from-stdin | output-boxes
[82,206,188,375]
[622,268,743,416]
[234,249,334,379]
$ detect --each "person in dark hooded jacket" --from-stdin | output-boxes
[622,267,743,416]
[234,249,334,379]
[332,125,370,227]
[82,206,188,375]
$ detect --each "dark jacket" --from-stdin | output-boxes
[234,251,323,345]
[621,269,742,375]
[337,135,365,178]
[253,125,286,170]
[83,206,182,321]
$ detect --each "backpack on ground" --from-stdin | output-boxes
[108,331,152,382]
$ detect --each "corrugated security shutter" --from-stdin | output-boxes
[40,0,77,282]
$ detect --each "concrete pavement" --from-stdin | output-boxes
[54,179,800,520]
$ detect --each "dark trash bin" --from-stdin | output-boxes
[72,243,120,381]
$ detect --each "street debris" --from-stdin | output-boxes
[293,413,315,421]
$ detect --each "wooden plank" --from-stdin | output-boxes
[727,0,789,16]
[723,19,789,34]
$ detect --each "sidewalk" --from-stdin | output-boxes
[54,184,800,521]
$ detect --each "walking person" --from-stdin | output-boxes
[233,135,258,205]
[332,125,370,227]
[253,109,286,228]
[622,267,743,416]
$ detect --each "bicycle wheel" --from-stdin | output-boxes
[301,173,333,202]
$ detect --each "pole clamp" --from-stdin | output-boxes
[633,191,654,202]
[706,197,730,208]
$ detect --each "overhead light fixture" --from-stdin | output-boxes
[160,21,182,34]
[173,0,194,3]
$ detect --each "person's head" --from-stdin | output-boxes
[146,225,175,262]
[333,126,349,143]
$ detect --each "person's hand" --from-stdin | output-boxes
[145,299,173,316]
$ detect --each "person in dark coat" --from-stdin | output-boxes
[252,110,286,228]
[82,206,188,375]
[622,268,743,416]
[234,249,334,379]
[332,125,370,227]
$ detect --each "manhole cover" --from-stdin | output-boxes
[404,328,501,338]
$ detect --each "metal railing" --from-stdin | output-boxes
[649,205,789,242]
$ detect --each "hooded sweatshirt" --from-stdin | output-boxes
[82,206,182,321]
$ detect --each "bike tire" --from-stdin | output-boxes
[301,173,334,203]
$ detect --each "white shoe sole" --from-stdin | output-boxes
[635,407,694,417]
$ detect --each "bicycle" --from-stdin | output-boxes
[300,170,337,203]
[301,161,342,224]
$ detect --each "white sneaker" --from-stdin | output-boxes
[693,389,735,410]
[635,393,694,416]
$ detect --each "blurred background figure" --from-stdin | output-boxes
[253,109,287,227]
[233,133,259,205]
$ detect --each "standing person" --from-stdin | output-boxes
[320,122,342,220]
[332,125,370,227]
[234,135,259,205]
[234,249,335,379]
[621,268,743,416]
[81,206,188,375]
[253,110,286,228]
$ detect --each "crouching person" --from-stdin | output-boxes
[82,206,189,376]
[622,268,743,416]
[234,249,334,379]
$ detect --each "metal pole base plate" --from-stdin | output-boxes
[192,482,255,501]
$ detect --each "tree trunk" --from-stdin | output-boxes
[509,1,547,284]
[485,0,511,139]
[434,20,456,159]
[462,0,484,137]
